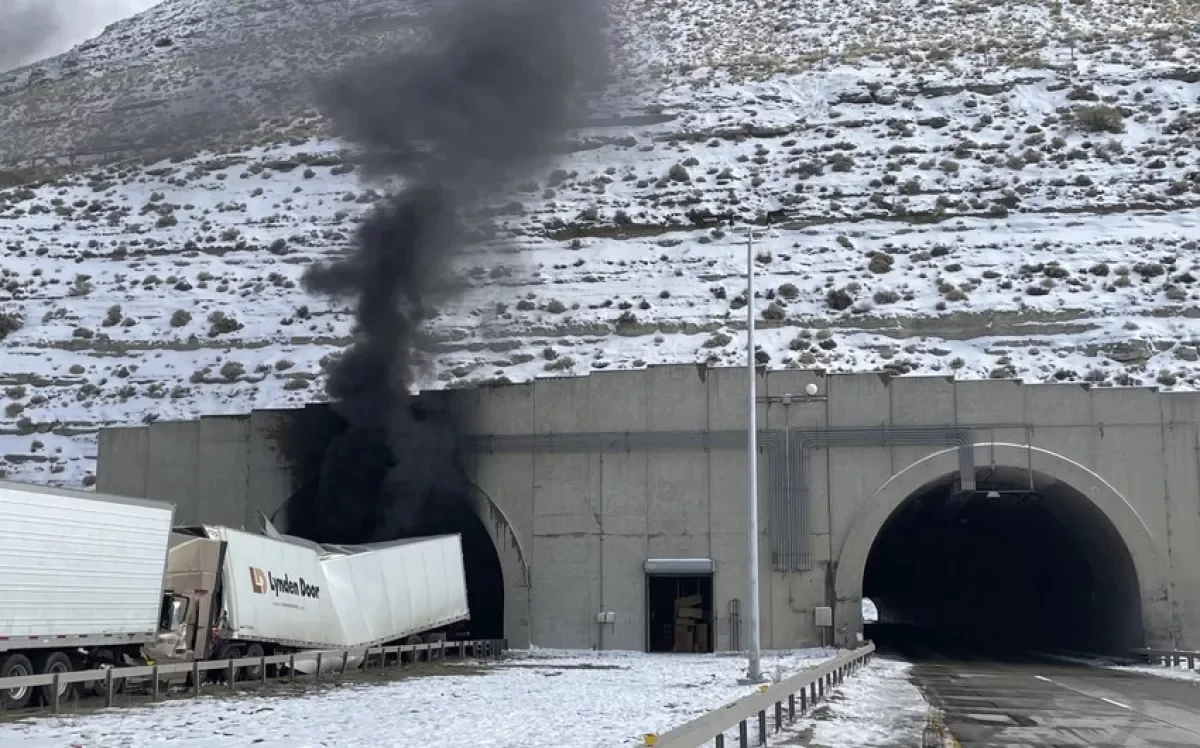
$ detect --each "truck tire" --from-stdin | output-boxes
[403,634,424,664]
[214,643,243,683]
[242,643,266,681]
[0,653,34,710]
[33,651,74,706]
[85,650,127,698]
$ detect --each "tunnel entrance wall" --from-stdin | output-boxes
[96,368,1200,652]
[834,443,1172,651]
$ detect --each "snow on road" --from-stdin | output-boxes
[1044,651,1200,684]
[0,648,844,747]
[1111,662,1200,683]
[799,658,929,747]
[705,657,928,748]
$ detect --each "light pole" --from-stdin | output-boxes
[743,217,762,683]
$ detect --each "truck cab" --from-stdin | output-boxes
[144,530,225,665]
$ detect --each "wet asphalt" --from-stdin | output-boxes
[880,635,1200,747]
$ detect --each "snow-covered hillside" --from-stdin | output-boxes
[4,0,1200,485]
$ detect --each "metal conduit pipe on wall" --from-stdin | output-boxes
[775,427,978,571]
[467,426,988,573]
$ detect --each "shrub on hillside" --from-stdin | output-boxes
[1072,105,1125,134]
[0,311,23,341]
[0,168,36,189]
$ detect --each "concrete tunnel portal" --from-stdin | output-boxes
[274,402,507,642]
[861,464,1145,656]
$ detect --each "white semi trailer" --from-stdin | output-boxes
[0,480,472,709]
[0,480,176,710]
[147,521,472,674]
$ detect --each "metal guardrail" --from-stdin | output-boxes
[643,643,876,748]
[0,638,506,714]
[1134,647,1200,670]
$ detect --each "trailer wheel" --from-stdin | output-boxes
[33,652,74,706]
[403,634,424,664]
[0,653,34,710]
[242,643,266,681]
[213,644,243,683]
[85,651,125,697]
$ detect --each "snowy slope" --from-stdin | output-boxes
[0,0,428,163]
[4,0,1200,485]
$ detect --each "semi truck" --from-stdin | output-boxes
[0,480,177,710]
[146,522,471,676]
[0,480,472,709]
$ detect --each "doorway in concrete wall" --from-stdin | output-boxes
[644,559,715,653]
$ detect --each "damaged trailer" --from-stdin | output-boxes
[149,517,471,674]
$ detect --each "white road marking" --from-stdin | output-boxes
[1101,697,1132,710]
[1034,675,1051,682]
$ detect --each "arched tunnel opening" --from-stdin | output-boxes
[274,398,506,641]
[863,466,1144,658]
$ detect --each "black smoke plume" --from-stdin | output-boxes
[290,0,610,543]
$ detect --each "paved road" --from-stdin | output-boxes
[894,648,1200,747]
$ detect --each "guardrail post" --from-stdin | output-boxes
[289,654,296,683]
[738,719,748,747]
[789,692,796,720]
[341,650,350,675]
[261,656,268,686]
[801,688,806,712]
[192,661,201,697]
[715,734,725,748]
[51,673,61,713]
[105,668,115,708]
[228,659,236,692]
[774,701,782,732]
[757,710,766,745]
[151,665,160,701]
[1190,655,1196,670]
[315,653,323,682]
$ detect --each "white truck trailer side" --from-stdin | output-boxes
[0,480,176,709]
[148,524,471,674]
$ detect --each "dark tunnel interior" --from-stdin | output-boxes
[275,401,506,641]
[863,466,1144,658]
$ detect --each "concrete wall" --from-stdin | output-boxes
[97,366,1200,652]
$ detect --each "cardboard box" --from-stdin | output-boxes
[677,607,703,620]
[694,623,709,652]
[674,594,703,609]
[673,623,694,652]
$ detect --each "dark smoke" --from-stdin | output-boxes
[293,0,610,543]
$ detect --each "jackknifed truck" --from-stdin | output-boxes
[0,479,471,710]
